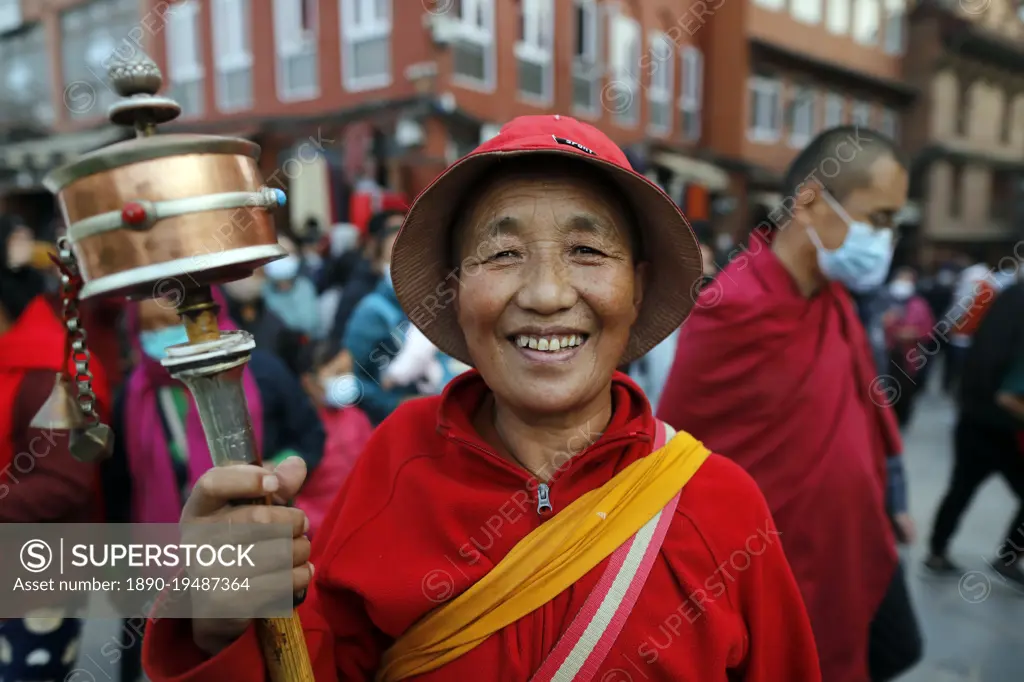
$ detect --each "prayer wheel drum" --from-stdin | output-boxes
[43,56,287,300]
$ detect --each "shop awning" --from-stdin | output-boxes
[0,126,127,176]
[651,151,729,192]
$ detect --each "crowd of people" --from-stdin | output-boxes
[0,202,470,680]
[0,114,1022,681]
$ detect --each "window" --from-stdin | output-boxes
[166,1,203,117]
[853,0,879,45]
[956,79,972,136]
[883,0,903,54]
[754,0,785,10]
[824,92,845,127]
[647,33,673,133]
[572,0,601,114]
[880,107,899,139]
[789,87,817,146]
[516,0,553,103]
[748,76,783,142]
[212,0,253,112]
[452,0,495,90]
[991,170,1013,222]
[0,23,52,125]
[60,0,138,119]
[341,0,390,91]
[275,0,318,100]
[610,14,641,126]
[0,0,20,33]
[851,100,872,126]
[680,46,703,140]
[1002,97,1013,143]
[792,0,822,24]
[950,163,963,217]
[827,0,850,33]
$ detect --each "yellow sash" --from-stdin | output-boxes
[375,429,711,682]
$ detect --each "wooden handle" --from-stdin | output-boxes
[251,493,315,680]
[256,612,316,682]
[174,290,316,680]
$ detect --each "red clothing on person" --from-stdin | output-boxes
[294,406,373,538]
[144,371,821,681]
[0,295,110,522]
[658,243,901,682]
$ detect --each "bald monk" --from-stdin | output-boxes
[658,126,923,682]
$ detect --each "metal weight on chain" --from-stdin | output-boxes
[58,237,114,462]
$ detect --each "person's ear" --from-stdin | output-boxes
[789,180,823,228]
[632,261,648,314]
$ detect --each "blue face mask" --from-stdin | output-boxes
[321,375,362,408]
[808,191,895,293]
[265,254,300,282]
[140,324,190,360]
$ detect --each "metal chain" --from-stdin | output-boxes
[56,237,100,427]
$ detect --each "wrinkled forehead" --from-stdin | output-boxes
[452,164,639,257]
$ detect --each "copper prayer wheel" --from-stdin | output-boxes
[43,55,286,300]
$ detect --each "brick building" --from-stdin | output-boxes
[0,0,732,237]
[8,0,1020,254]
[699,0,916,242]
[902,0,1024,264]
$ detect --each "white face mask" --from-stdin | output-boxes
[330,224,360,257]
[321,374,362,408]
[888,280,915,300]
[223,276,263,303]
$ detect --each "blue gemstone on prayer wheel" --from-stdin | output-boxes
[272,188,287,206]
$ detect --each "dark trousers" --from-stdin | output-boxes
[889,349,920,429]
[868,562,924,682]
[119,616,145,682]
[942,344,967,395]
[929,417,1024,561]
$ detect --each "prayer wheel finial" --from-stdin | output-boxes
[107,51,181,135]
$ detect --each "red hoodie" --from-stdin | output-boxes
[144,371,820,681]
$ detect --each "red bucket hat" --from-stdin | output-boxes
[390,115,703,366]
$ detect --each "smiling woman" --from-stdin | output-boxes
[143,116,823,682]
[447,159,645,428]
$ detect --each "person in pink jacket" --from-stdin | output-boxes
[884,267,937,428]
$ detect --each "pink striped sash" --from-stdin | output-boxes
[530,420,679,682]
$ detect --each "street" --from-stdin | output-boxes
[897,382,1024,682]
[70,382,1023,681]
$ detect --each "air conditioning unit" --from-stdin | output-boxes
[395,118,425,148]
[424,12,461,45]
[479,124,501,144]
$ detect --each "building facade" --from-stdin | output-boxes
[902,0,1024,264]
[0,0,733,236]
[699,0,914,241]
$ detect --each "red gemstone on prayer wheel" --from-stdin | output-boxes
[121,202,147,225]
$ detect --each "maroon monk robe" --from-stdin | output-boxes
[658,240,902,682]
